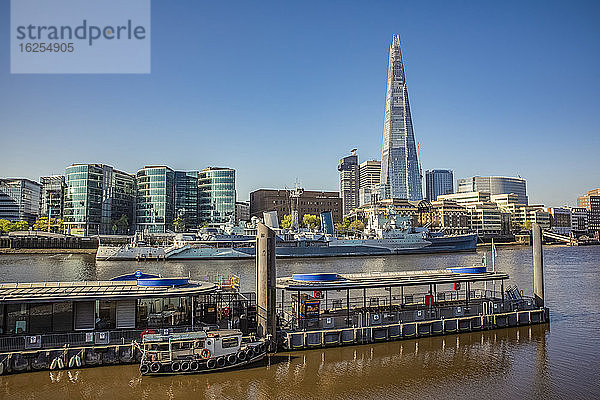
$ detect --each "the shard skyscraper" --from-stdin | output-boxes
[379,35,423,201]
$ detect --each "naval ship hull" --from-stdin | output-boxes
[96,234,477,261]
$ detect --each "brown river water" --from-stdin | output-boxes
[0,245,598,399]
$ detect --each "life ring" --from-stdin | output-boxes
[206,358,217,369]
[200,348,211,360]
[190,361,199,371]
[171,361,181,372]
[226,354,237,365]
[140,329,157,339]
[216,357,226,368]
[313,290,323,299]
[140,363,150,374]
[454,282,461,290]
[237,351,247,361]
[150,362,161,373]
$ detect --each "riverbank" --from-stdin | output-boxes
[0,248,96,255]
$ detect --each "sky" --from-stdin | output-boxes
[0,0,598,207]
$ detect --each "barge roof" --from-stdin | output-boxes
[276,269,509,291]
[0,279,216,303]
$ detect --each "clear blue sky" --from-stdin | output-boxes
[1,0,598,206]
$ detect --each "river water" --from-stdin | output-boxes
[0,245,598,399]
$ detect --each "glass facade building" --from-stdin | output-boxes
[425,169,454,202]
[338,151,359,216]
[135,166,175,233]
[175,171,199,231]
[198,167,236,226]
[379,35,422,201]
[64,164,135,235]
[0,178,41,225]
[458,176,528,205]
[40,176,65,220]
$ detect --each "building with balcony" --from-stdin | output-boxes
[338,150,359,216]
[359,160,381,207]
[250,189,342,224]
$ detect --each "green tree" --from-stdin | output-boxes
[33,217,63,233]
[14,221,28,231]
[280,214,292,229]
[348,220,365,232]
[302,214,321,230]
[0,219,11,233]
[522,219,533,232]
[173,217,185,232]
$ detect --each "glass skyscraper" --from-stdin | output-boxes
[175,171,199,230]
[0,178,41,225]
[135,166,175,233]
[379,35,422,201]
[425,169,454,202]
[198,167,235,226]
[64,164,134,235]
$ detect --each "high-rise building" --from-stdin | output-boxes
[547,207,572,235]
[174,171,199,231]
[577,189,600,234]
[458,176,528,205]
[425,169,454,202]
[570,207,588,233]
[64,164,135,235]
[338,150,359,215]
[40,176,65,220]
[198,167,236,226]
[135,166,175,233]
[379,36,422,201]
[250,189,342,223]
[359,160,381,206]
[0,178,41,225]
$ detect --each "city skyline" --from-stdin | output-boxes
[1,1,599,207]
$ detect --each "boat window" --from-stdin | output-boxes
[193,340,205,348]
[174,341,192,350]
[221,337,239,348]
[97,301,116,330]
[6,304,28,334]
[52,302,73,332]
[29,303,53,334]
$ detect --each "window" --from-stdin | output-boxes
[221,337,239,348]
[6,304,28,334]
[29,303,53,334]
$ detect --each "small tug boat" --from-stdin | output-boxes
[138,330,268,375]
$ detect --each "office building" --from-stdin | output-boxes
[425,169,454,202]
[135,166,175,233]
[379,36,422,201]
[577,188,600,234]
[458,176,528,205]
[428,200,470,235]
[174,171,199,231]
[64,164,135,235]
[338,150,359,215]
[250,189,342,223]
[40,176,65,220]
[570,207,588,233]
[0,178,41,225]
[359,160,381,206]
[198,167,236,226]
[547,207,572,235]
[437,191,491,206]
[236,201,250,223]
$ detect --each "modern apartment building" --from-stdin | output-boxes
[359,160,381,206]
[570,207,588,233]
[64,164,135,235]
[577,188,600,234]
[0,178,41,225]
[250,189,342,223]
[174,171,199,230]
[135,166,175,233]
[40,175,65,220]
[458,176,528,205]
[379,36,422,201]
[338,150,359,216]
[198,167,236,226]
[425,169,454,202]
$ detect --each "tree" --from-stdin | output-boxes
[522,219,533,232]
[14,221,28,231]
[173,217,185,232]
[348,220,365,232]
[33,217,63,233]
[280,214,292,229]
[302,214,321,230]
[0,219,11,233]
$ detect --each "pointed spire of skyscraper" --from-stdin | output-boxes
[379,36,423,201]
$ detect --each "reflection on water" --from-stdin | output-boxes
[0,245,599,399]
